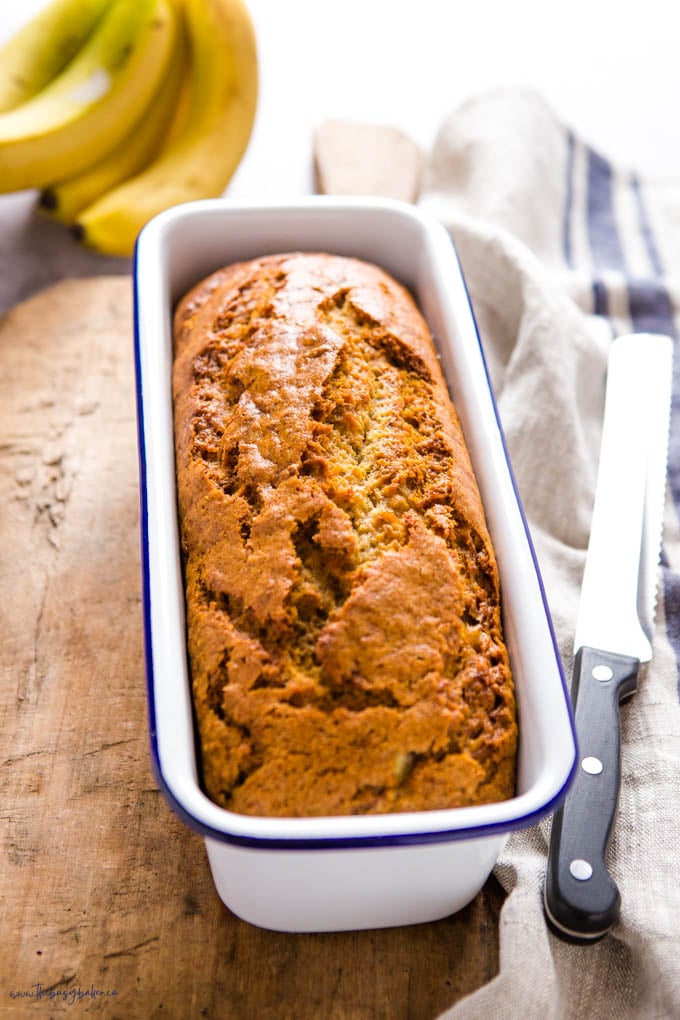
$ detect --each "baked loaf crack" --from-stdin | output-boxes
[172,252,517,817]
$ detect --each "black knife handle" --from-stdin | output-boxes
[544,646,639,942]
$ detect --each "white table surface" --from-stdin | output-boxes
[2,0,680,200]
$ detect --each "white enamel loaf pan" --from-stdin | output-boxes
[133,196,576,933]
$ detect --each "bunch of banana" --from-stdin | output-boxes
[0,0,258,257]
[0,0,112,113]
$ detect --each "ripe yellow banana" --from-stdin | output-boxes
[0,0,180,193]
[0,0,113,113]
[40,10,189,224]
[76,0,258,257]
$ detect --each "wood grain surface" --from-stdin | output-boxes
[0,277,502,1019]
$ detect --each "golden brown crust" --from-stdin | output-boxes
[173,252,516,817]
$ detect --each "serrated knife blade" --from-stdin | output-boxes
[545,332,673,943]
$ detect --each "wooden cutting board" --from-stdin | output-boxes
[0,277,502,1018]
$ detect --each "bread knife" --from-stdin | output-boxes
[544,332,673,942]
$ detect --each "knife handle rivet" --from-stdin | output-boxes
[569,859,593,881]
[592,664,614,683]
[581,755,604,775]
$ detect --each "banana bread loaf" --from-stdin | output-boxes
[172,252,517,817]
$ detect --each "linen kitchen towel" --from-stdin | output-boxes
[419,87,680,1020]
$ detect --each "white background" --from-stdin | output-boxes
[2,0,679,196]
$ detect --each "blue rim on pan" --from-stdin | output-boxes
[132,198,577,851]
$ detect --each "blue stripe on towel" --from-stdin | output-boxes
[660,566,680,688]
[631,173,665,278]
[627,279,676,336]
[586,147,627,272]
[591,277,609,317]
[585,147,625,325]
[563,131,575,267]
